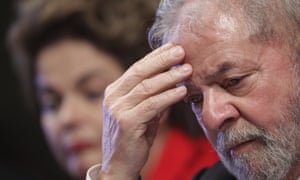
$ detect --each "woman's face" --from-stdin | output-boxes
[36,38,124,179]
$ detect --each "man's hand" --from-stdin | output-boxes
[100,43,192,179]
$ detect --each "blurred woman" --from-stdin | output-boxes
[8,0,219,179]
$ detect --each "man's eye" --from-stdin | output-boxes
[186,96,203,105]
[223,77,242,89]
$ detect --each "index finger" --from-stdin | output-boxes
[112,43,186,96]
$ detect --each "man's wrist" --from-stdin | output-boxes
[98,171,140,180]
[98,166,140,180]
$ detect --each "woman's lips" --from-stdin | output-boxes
[67,141,94,154]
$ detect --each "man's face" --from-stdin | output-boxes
[168,1,300,179]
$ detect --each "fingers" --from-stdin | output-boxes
[123,63,192,106]
[127,85,187,124]
[100,44,189,178]
[109,43,186,97]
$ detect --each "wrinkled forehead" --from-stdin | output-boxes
[165,0,249,44]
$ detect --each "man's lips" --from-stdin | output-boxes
[228,138,257,156]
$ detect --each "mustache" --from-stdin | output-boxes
[216,125,266,154]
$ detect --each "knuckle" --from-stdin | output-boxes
[103,82,118,99]
[156,52,169,67]
[107,102,122,120]
[165,70,176,82]
[116,114,130,129]
[113,110,134,131]
[131,61,145,78]
[106,82,114,90]
[138,80,153,95]
[103,85,112,96]
[142,97,158,114]
[102,96,114,112]
[103,89,114,106]
[102,94,122,114]
[163,90,175,101]
[102,96,111,108]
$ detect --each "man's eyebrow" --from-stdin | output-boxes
[205,62,236,81]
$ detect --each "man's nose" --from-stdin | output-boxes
[201,86,239,132]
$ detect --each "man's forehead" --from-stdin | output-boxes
[169,0,247,43]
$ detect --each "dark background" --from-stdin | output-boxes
[0,1,72,179]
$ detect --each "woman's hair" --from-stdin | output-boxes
[8,0,203,136]
[8,0,160,113]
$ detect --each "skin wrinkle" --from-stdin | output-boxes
[181,40,263,92]
[164,0,250,46]
[215,64,300,180]
[81,0,300,179]
[217,74,299,179]
[163,1,300,179]
[147,0,300,179]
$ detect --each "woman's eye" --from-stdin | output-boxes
[40,99,61,112]
[85,90,103,100]
[42,103,59,112]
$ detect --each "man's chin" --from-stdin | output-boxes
[220,151,264,180]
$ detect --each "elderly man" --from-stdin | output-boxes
[88,0,300,179]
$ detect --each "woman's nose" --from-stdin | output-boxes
[58,97,84,129]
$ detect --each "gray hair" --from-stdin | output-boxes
[149,0,300,61]
[148,0,185,49]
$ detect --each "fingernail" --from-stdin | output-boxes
[163,42,173,47]
[179,64,192,73]
[161,43,173,49]
[171,46,184,58]
[175,86,187,94]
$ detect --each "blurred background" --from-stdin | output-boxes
[0,1,72,179]
[0,1,217,180]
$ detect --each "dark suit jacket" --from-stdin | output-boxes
[193,161,236,180]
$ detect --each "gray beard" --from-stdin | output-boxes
[216,91,300,180]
